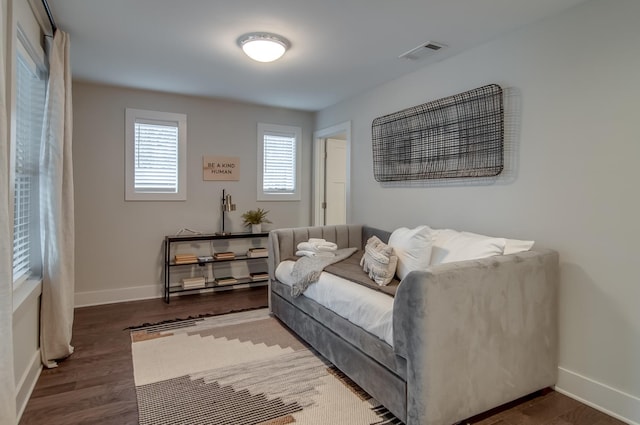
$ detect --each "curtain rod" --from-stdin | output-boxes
[41,0,57,34]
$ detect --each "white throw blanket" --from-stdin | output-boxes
[295,250,335,258]
[295,238,338,257]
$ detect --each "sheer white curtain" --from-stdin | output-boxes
[0,0,18,423]
[39,30,74,368]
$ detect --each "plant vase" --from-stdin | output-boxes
[242,208,270,234]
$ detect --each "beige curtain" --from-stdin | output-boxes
[39,30,75,368]
[0,0,18,422]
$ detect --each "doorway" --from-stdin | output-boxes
[313,122,351,226]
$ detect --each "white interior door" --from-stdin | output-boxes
[313,121,350,226]
[324,138,347,225]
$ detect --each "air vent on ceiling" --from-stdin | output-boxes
[399,41,447,61]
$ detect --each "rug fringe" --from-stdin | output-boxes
[123,305,268,331]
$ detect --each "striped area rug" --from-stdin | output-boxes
[130,308,402,425]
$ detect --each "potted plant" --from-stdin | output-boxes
[241,208,272,233]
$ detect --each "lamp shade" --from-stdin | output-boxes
[238,33,289,63]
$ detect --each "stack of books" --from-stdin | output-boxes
[247,247,268,258]
[182,276,206,289]
[216,276,238,286]
[214,251,235,260]
[249,272,269,281]
[174,253,198,264]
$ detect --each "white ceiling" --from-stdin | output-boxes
[48,0,587,111]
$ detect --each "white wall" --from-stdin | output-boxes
[73,82,314,305]
[316,0,640,423]
[12,281,41,419]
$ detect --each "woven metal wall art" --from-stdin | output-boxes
[371,84,504,182]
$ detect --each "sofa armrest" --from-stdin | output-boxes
[393,249,559,425]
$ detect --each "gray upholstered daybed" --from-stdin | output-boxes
[268,224,558,425]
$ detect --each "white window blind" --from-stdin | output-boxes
[134,120,179,193]
[257,123,301,201]
[263,133,296,193]
[125,109,187,201]
[13,51,45,283]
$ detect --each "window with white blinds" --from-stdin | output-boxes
[13,50,46,285]
[257,123,301,201]
[125,109,187,201]
[134,120,179,192]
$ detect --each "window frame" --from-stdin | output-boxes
[257,123,302,201]
[125,108,187,201]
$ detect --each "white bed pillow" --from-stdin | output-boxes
[388,225,433,280]
[429,229,459,265]
[504,238,535,255]
[460,231,534,255]
[431,230,506,265]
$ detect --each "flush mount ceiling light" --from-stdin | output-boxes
[237,32,290,63]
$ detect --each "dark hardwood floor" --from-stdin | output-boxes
[19,287,269,425]
[19,287,625,425]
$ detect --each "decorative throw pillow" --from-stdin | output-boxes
[360,236,398,286]
[430,230,506,265]
[387,225,433,280]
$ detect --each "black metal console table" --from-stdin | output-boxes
[163,232,269,303]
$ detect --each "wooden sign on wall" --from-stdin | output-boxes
[203,156,240,181]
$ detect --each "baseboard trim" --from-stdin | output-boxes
[556,367,640,425]
[75,284,162,307]
[74,282,268,307]
[15,349,42,422]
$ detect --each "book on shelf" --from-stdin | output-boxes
[175,259,198,264]
[246,247,268,258]
[181,276,206,289]
[214,251,235,260]
[216,276,238,286]
[249,272,269,281]
[175,253,197,259]
[197,255,213,262]
[174,253,198,264]
[183,284,205,290]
